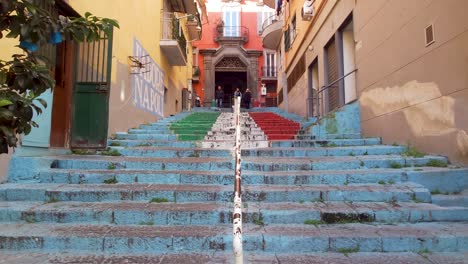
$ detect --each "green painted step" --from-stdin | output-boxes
[169,112,220,141]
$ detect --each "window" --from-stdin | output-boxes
[290,14,297,44]
[284,26,291,51]
[287,55,305,92]
[223,9,240,36]
[264,51,277,78]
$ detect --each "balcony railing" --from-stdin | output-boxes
[261,66,277,79]
[262,14,279,32]
[214,26,249,43]
[161,12,187,63]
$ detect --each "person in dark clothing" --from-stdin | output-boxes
[234,87,242,98]
[215,86,224,108]
[242,88,252,109]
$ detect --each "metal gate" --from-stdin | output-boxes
[70,29,113,149]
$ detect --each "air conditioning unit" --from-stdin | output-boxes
[301,0,315,21]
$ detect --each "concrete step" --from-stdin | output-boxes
[36,169,236,184]
[242,201,468,224]
[23,167,468,194]
[242,145,406,157]
[128,126,172,134]
[0,183,429,203]
[432,194,468,207]
[6,252,459,264]
[271,138,382,147]
[107,139,197,148]
[0,201,232,225]
[115,133,177,140]
[205,134,267,141]
[1,201,465,226]
[50,155,234,170]
[241,222,468,253]
[109,147,232,158]
[242,155,448,171]
[201,140,269,149]
[0,222,466,254]
[0,223,231,254]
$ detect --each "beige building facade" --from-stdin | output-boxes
[268,0,468,165]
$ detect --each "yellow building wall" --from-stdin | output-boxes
[69,0,192,134]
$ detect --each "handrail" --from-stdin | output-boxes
[307,69,357,118]
[317,69,357,94]
[232,96,243,264]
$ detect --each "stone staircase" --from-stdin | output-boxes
[1,110,467,263]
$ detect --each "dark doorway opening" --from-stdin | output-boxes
[215,71,247,108]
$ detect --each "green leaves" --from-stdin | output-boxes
[0,0,120,154]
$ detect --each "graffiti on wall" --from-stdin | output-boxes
[132,38,165,117]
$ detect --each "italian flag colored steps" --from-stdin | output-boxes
[169,112,220,141]
[249,112,300,140]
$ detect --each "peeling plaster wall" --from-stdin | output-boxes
[355,0,468,165]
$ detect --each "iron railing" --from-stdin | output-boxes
[232,96,243,263]
[261,14,279,32]
[307,69,357,118]
[161,12,187,60]
[214,26,249,42]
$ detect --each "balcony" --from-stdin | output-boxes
[167,0,198,16]
[160,12,187,66]
[261,15,282,50]
[186,15,202,41]
[213,26,249,44]
[261,66,278,80]
[192,66,200,82]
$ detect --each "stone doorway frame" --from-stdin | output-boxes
[200,42,261,106]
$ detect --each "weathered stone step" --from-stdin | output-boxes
[0,222,465,254]
[271,138,382,147]
[37,169,236,184]
[201,140,269,149]
[242,155,448,171]
[115,132,177,140]
[0,251,462,264]
[33,167,467,191]
[2,201,465,226]
[109,147,232,158]
[432,194,468,207]
[205,134,267,141]
[133,127,171,133]
[241,222,468,253]
[0,183,429,203]
[242,145,406,157]
[243,201,468,224]
[107,139,197,148]
[0,223,231,253]
[0,183,233,202]
[242,183,429,203]
[50,156,234,170]
[0,201,232,225]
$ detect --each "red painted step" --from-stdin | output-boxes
[249,112,301,141]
